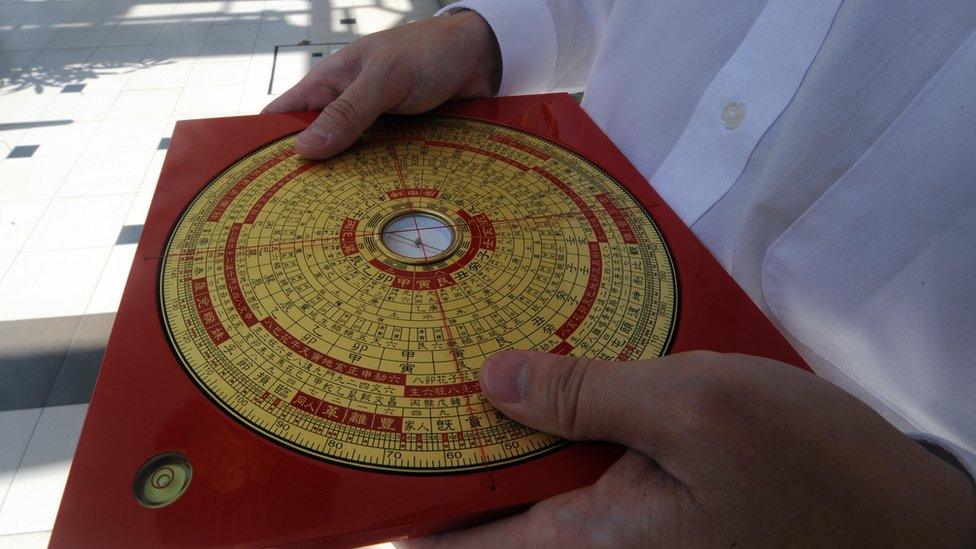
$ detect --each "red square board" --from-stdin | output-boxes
[51,93,805,547]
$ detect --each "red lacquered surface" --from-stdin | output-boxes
[50,93,806,548]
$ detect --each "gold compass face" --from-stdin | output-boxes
[159,115,677,473]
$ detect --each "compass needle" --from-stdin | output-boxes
[159,116,677,473]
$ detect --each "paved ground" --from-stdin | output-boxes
[0,0,440,545]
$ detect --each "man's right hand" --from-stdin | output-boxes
[262,10,501,159]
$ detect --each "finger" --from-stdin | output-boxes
[261,70,336,115]
[394,507,537,549]
[398,451,672,548]
[261,84,317,115]
[479,350,697,458]
[396,483,590,549]
[292,72,392,159]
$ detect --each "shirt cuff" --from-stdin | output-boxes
[909,432,976,481]
[436,0,558,96]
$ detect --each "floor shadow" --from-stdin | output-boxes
[0,120,74,130]
[0,0,437,97]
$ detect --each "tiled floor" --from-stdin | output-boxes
[0,0,440,546]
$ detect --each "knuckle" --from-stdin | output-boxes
[536,356,595,437]
[682,349,723,362]
[673,367,742,432]
[323,96,362,133]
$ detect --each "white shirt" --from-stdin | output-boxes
[440,0,976,472]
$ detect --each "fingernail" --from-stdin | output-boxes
[296,125,328,148]
[481,353,529,403]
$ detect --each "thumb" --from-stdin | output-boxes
[293,73,392,159]
[479,350,683,458]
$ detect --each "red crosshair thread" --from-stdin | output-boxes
[151,202,647,262]
[393,142,497,483]
[409,220,497,487]
[386,231,445,256]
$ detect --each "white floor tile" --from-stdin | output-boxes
[173,84,244,118]
[20,120,99,157]
[86,241,136,314]
[123,189,154,224]
[106,87,180,118]
[123,60,192,90]
[307,30,358,47]
[354,8,414,35]
[0,408,42,510]
[0,28,58,51]
[88,43,149,66]
[79,0,138,16]
[185,58,249,87]
[48,26,111,49]
[58,151,153,196]
[0,49,39,72]
[0,530,51,549]
[143,42,203,62]
[256,20,307,42]
[100,22,162,47]
[0,404,88,535]
[84,116,168,153]
[265,0,312,10]
[123,2,176,18]
[239,85,274,114]
[243,62,274,88]
[245,46,274,72]
[23,193,134,251]
[34,0,91,17]
[281,11,312,27]
[0,156,76,201]
[0,199,49,254]
[41,89,120,121]
[0,2,40,17]
[16,14,77,28]
[0,247,111,321]
[153,22,211,45]
[72,69,132,92]
[162,117,177,136]
[171,0,223,17]
[85,44,148,89]
[310,1,356,22]
[224,0,267,15]
[253,38,284,56]
[385,0,440,10]
[197,40,256,63]
[138,152,166,193]
[0,135,26,160]
[205,22,259,43]
[0,253,15,279]
[26,47,96,70]
[81,0,134,15]
[0,89,57,123]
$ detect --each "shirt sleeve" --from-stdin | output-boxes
[910,432,976,483]
[437,0,614,95]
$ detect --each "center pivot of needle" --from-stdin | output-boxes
[378,209,460,264]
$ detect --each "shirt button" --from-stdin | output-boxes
[721,101,746,129]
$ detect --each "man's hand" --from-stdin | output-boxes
[403,351,976,547]
[262,11,500,159]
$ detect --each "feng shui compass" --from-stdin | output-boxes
[52,94,805,547]
[159,116,677,473]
